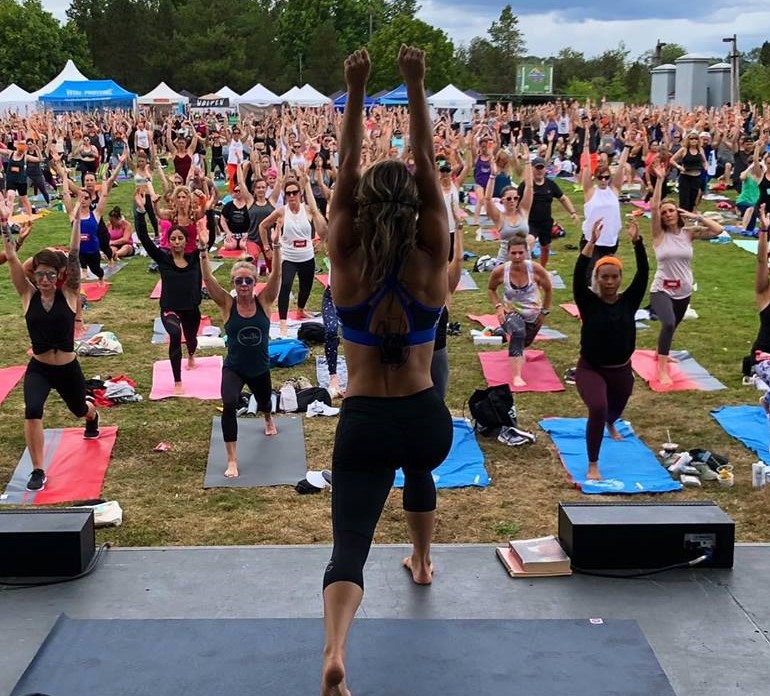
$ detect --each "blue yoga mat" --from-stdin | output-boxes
[538,418,681,495]
[394,418,489,488]
[711,405,770,463]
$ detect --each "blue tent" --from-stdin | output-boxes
[378,83,408,105]
[333,92,377,109]
[39,80,136,111]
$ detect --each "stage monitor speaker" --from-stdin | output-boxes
[558,501,734,570]
[0,508,95,578]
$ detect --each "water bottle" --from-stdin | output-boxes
[752,461,767,488]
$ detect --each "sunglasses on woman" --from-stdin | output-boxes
[285,189,300,196]
[34,271,58,281]
[596,175,611,181]
[233,277,255,286]
[502,195,519,202]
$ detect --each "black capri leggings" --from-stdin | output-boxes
[161,308,201,383]
[79,250,104,280]
[24,358,89,420]
[678,173,701,212]
[650,291,690,356]
[220,367,272,442]
[278,257,315,319]
[574,357,634,463]
[323,388,453,591]
[321,286,339,376]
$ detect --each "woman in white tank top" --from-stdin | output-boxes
[259,172,327,337]
[649,164,723,385]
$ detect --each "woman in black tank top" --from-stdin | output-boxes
[1,211,101,493]
[671,132,707,212]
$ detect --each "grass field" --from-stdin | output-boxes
[1,175,768,547]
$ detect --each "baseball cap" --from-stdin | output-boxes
[532,157,546,167]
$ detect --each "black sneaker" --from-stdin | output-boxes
[84,411,100,439]
[27,468,47,491]
[564,367,577,385]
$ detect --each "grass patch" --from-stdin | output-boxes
[1,178,769,547]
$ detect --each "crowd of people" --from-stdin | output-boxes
[3,51,770,696]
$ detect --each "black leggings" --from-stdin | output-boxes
[650,291,690,356]
[28,173,50,204]
[142,194,159,237]
[574,358,634,463]
[161,308,201,382]
[79,250,104,280]
[278,257,315,319]
[502,312,540,357]
[323,388,453,591]
[678,173,701,212]
[220,367,272,442]
[322,286,339,376]
[23,358,89,420]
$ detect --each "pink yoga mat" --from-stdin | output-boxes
[150,280,163,299]
[149,355,223,400]
[631,350,699,392]
[478,349,564,392]
[217,248,245,258]
[270,310,316,322]
[466,314,561,341]
[560,302,581,319]
[315,274,330,289]
[631,200,651,211]
[81,283,111,302]
[0,365,25,405]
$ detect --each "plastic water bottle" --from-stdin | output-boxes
[752,461,767,488]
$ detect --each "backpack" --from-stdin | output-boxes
[473,255,497,273]
[468,385,516,437]
[268,338,309,367]
[297,321,325,344]
[551,223,566,239]
[295,387,332,412]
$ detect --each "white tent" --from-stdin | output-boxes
[30,59,88,98]
[279,86,301,103]
[282,84,330,107]
[428,84,475,110]
[235,83,281,107]
[0,83,37,114]
[138,81,188,106]
[216,85,241,102]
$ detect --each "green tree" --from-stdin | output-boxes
[550,48,590,93]
[458,38,500,93]
[366,15,456,92]
[303,19,345,93]
[487,4,525,92]
[760,41,770,68]
[741,63,770,105]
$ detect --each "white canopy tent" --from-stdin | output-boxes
[428,84,475,110]
[30,59,88,98]
[279,86,301,103]
[235,83,281,107]
[216,86,241,102]
[138,82,188,106]
[0,83,37,114]
[281,84,330,107]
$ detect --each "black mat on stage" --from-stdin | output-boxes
[12,615,675,696]
[203,415,306,488]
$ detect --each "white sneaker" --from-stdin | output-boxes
[306,400,340,418]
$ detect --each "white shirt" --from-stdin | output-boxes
[280,204,314,263]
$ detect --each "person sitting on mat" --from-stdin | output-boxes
[1,207,100,493]
[649,164,723,386]
[200,244,282,478]
[135,189,205,397]
[321,46,453,696]
[487,232,553,387]
[573,218,648,481]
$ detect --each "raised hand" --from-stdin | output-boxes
[590,218,604,245]
[344,49,370,90]
[398,44,425,84]
[759,203,769,231]
[627,219,640,243]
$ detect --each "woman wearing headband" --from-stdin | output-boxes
[573,218,648,481]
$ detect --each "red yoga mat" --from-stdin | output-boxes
[216,248,246,258]
[315,274,330,289]
[631,349,699,392]
[478,349,564,392]
[0,365,25,405]
[559,302,581,319]
[81,282,111,302]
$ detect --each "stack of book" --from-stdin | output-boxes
[496,535,572,578]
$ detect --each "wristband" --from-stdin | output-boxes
[540,308,551,316]
[495,303,503,309]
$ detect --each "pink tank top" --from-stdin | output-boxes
[159,220,198,254]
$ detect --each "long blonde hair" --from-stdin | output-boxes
[353,160,420,287]
[170,185,195,223]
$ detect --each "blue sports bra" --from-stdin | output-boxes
[336,269,443,360]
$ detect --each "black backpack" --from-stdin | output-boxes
[468,385,516,437]
[297,321,325,344]
[295,387,332,412]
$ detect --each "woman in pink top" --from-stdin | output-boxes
[649,164,723,385]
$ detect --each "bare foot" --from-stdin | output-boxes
[657,370,674,386]
[607,423,623,441]
[173,382,184,396]
[279,320,288,338]
[264,418,277,436]
[586,462,602,480]
[224,462,239,478]
[186,355,196,370]
[512,376,526,387]
[667,355,679,363]
[298,309,314,319]
[97,278,105,288]
[321,654,350,696]
[402,556,434,585]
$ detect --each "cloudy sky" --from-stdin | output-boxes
[41,0,769,59]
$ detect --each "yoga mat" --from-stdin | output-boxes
[150,262,222,298]
[81,282,111,302]
[316,355,348,391]
[394,418,489,488]
[315,273,330,289]
[216,247,246,258]
[479,228,500,241]
[83,261,127,281]
[151,315,214,345]
[539,418,681,495]
[0,426,118,505]
[466,314,567,341]
[711,405,770,462]
[0,365,25,405]
[204,416,306,488]
[632,349,726,392]
[560,303,649,330]
[549,271,566,290]
[478,349,564,393]
[270,310,320,323]
[732,239,758,254]
[631,200,651,212]
[149,355,222,400]
[456,269,479,291]
[11,615,675,696]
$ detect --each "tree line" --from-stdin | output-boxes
[2,0,769,104]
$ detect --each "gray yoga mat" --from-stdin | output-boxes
[457,269,479,291]
[316,355,348,391]
[12,615,675,696]
[204,415,306,488]
[83,260,127,281]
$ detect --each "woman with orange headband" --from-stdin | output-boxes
[573,218,648,481]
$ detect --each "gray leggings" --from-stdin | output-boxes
[502,312,540,357]
[650,291,690,356]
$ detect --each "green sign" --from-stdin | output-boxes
[517,64,554,95]
[228,114,238,125]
